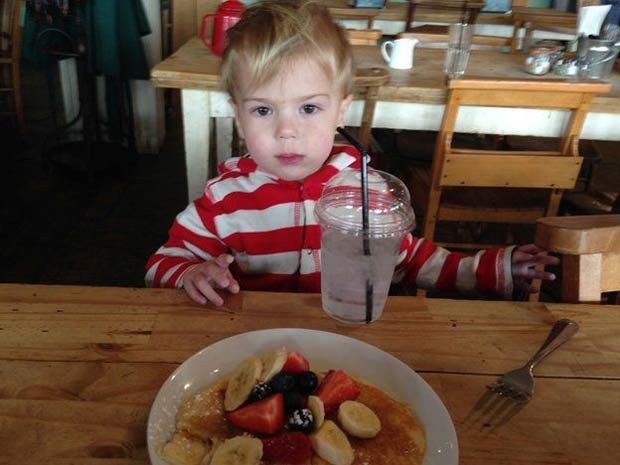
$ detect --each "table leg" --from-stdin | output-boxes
[216,117,234,168]
[181,89,210,203]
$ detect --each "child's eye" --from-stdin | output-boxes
[301,104,319,115]
[253,106,272,117]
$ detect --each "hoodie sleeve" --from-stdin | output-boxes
[393,234,515,299]
[145,191,228,288]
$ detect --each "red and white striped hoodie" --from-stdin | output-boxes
[146,146,514,297]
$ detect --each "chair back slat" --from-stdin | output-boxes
[440,154,582,188]
[347,29,382,46]
[454,89,588,109]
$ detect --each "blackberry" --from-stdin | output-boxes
[248,382,272,402]
[283,391,305,413]
[296,371,318,395]
[269,372,296,393]
[287,408,314,434]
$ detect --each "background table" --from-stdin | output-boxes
[1,284,619,465]
[151,38,620,201]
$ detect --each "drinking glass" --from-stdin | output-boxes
[445,23,473,78]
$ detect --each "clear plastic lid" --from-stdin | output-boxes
[315,168,415,235]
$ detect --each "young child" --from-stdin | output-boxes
[146,0,558,306]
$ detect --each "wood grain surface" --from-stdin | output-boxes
[151,38,620,114]
[1,284,619,465]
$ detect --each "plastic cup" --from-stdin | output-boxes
[315,168,415,324]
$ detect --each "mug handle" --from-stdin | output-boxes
[381,41,394,64]
[201,13,216,49]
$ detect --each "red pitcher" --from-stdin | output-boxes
[201,0,245,56]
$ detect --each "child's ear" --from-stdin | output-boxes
[230,98,246,139]
[337,94,353,127]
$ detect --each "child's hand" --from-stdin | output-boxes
[511,244,560,293]
[182,254,240,306]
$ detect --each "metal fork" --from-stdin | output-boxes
[464,318,579,431]
[487,318,579,402]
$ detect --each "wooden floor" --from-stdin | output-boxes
[2,61,619,298]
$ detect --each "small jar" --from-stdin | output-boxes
[524,48,555,75]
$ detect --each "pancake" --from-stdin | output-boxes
[312,379,426,465]
[176,379,235,442]
[164,373,426,465]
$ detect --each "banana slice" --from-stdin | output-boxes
[160,431,209,465]
[209,436,262,465]
[307,395,325,430]
[224,356,262,411]
[337,400,381,439]
[310,420,354,465]
[259,347,287,382]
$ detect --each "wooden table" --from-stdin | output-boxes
[2,283,619,465]
[151,37,620,202]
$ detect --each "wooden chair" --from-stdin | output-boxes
[535,214,620,303]
[330,7,382,30]
[420,78,611,250]
[405,1,484,33]
[343,30,389,150]
[0,0,24,137]
[346,28,383,46]
[510,7,577,54]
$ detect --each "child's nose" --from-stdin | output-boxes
[276,117,297,139]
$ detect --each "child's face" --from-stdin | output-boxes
[231,57,352,181]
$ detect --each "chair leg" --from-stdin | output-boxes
[545,189,563,217]
[422,187,441,241]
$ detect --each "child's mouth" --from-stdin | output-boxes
[276,153,304,165]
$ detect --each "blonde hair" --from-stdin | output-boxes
[221,0,354,101]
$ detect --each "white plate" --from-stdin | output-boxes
[147,328,458,465]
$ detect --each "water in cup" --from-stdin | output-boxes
[315,169,415,324]
[444,46,471,77]
[320,218,403,323]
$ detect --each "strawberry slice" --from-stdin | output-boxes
[315,369,360,414]
[281,351,310,374]
[262,431,312,464]
[225,393,284,435]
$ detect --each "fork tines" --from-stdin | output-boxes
[464,387,528,432]
[487,382,530,403]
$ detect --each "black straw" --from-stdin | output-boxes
[336,127,373,323]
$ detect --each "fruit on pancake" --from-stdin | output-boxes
[262,431,312,464]
[226,393,285,435]
[160,431,209,465]
[259,347,288,382]
[310,420,354,465]
[315,370,360,414]
[287,408,314,434]
[296,370,319,395]
[337,400,381,438]
[248,382,273,403]
[282,351,310,374]
[270,372,296,393]
[307,395,325,430]
[210,436,263,465]
[224,356,262,411]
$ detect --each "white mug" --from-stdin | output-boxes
[381,38,419,70]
